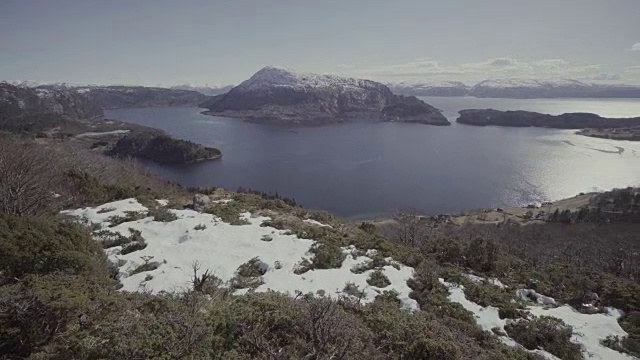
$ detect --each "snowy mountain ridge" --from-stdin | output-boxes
[235,66,387,93]
[472,78,589,89]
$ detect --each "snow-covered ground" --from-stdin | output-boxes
[61,198,633,357]
[61,199,417,309]
[439,278,633,360]
[75,130,131,138]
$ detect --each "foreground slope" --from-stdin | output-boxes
[200,66,450,125]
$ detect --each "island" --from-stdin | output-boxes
[456,109,640,130]
[200,66,450,126]
[107,132,222,165]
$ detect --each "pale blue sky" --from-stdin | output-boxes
[1,0,639,85]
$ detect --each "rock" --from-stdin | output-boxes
[193,194,211,211]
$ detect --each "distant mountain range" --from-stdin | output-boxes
[0,82,103,121]
[37,84,208,109]
[200,66,450,125]
[169,84,234,96]
[387,79,640,98]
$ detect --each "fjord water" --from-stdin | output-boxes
[106,97,640,219]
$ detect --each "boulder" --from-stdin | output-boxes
[193,194,211,211]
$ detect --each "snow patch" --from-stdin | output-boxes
[439,279,505,332]
[440,280,633,360]
[303,219,332,228]
[75,130,130,138]
[212,199,234,204]
[463,273,507,289]
[527,306,631,360]
[62,199,417,309]
[516,289,558,306]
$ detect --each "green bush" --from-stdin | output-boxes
[465,238,499,272]
[505,316,582,360]
[367,270,391,288]
[107,210,146,227]
[119,229,147,255]
[309,242,345,269]
[0,214,108,283]
[343,282,366,298]
[148,206,178,222]
[230,258,267,290]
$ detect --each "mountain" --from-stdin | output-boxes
[387,78,640,99]
[36,85,210,109]
[170,84,234,96]
[468,79,640,98]
[387,81,470,97]
[200,66,449,125]
[456,109,640,129]
[0,82,103,120]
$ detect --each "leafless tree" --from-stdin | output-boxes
[0,138,58,216]
[381,209,434,248]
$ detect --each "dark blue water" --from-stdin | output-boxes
[106,97,640,219]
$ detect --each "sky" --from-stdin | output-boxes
[1,0,639,86]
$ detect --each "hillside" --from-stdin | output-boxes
[0,131,638,359]
[0,82,222,165]
[456,109,640,130]
[0,82,103,120]
[200,66,450,125]
[37,84,210,109]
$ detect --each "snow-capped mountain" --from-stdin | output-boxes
[200,66,449,125]
[170,84,234,96]
[32,84,209,109]
[387,81,470,97]
[469,78,640,98]
[470,78,588,98]
[387,78,640,98]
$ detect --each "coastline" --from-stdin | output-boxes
[363,192,596,226]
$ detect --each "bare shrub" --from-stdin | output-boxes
[0,139,58,216]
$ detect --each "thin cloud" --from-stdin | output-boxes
[631,43,640,51]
